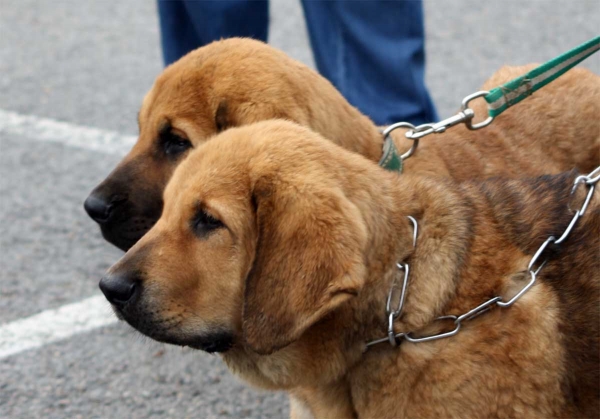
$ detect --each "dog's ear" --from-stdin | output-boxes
[242,176,367,355]
[215,101,230,132]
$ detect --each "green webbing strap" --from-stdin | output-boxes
[379,136,403,173]
[379,36,599,173]
[485,36,600,117]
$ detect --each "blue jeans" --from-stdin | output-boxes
[157,0,438,125]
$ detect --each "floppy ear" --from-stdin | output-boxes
[242,176,367,355]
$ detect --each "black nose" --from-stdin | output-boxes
[99,272,139,306]
[83,193,126,224]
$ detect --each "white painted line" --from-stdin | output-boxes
[0,111,131,356]
[0,295,118,359]
[0,109,136,155]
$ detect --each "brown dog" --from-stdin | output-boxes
[100,121,599,418]
[84,38,600,251]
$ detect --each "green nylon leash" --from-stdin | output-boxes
[379,36,600,173]
[485,36,600,117]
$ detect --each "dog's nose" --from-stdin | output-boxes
[84,194,111,223]
[99,272,139,306]
[83,193,125,224]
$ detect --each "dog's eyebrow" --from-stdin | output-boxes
[157,119,172,135]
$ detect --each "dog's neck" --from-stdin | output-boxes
[277,174,482,418]
[347,174,475,344]
[351,171,579,352]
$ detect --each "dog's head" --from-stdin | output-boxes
[84,38,369,251]
[100,121,369,358]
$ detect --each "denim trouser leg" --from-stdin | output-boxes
[300,0,438,125]
[157,0,269,66]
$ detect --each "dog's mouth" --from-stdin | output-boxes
[147,328,235,354]
[120,216,156,238]
[111,304,234,353]
[100,215,157,251]
[178,332,235,353]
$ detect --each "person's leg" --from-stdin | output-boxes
[157,0,269,66]
[300,0,438,126]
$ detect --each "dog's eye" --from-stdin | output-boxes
[192,209,224,238]
[160,130,192,157]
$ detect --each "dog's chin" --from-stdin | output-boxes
[111,305,234,353]
[100,225,152,252]
[146,330,235,354]
[101,230,139,252]
[175,332,236,353]
[99,216,157,251]
[111,305,125,320]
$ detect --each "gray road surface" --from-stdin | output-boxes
[0,1,598,418]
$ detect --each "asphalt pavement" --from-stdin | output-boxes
[0,1,598,418]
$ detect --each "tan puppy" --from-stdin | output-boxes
[84,38,600,251]
[100,121,599,418]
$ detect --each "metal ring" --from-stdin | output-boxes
[579,184,595,216]
[497,270,538,308]
[527,236,555,272]
[585,166,600,185]
[405,123,436,140]
[399,140,419,161]
[461,91,494,130]
[388,312,398,346]
[394,263,409,317]
[385,280,396,315]
[573,175,590,186]
[404,316,461,343]
[381,122,419,160]
[386,262,409,316]
[533,259,548,276]
[382,122,416,137]
[569,178,587,213]
[559,183,594,244]
[407,216,418,248]
[569,177,596,215]
[554,211,581,245]
[456,297,502,323]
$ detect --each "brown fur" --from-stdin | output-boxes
[104,121,599,418]
[86,37,600,250]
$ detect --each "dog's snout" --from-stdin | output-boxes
[83,192,126,224]
[99,272,139,306]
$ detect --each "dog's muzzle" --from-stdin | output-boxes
[84,189,159,251]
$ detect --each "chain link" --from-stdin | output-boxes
[366,216,417,348]
[366,167,599,349]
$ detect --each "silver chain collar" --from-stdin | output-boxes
[366,167,600,349]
